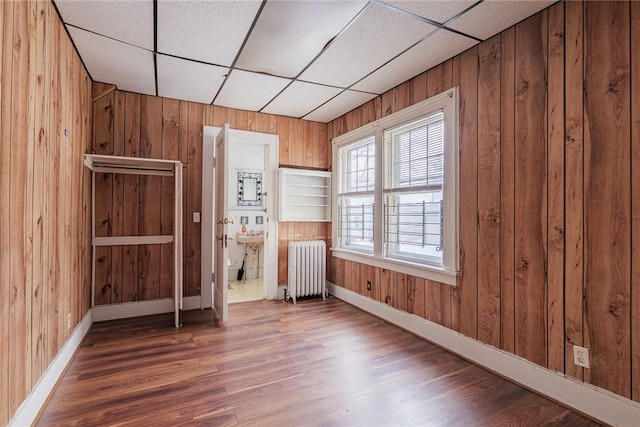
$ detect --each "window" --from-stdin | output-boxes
[384,112,444,265]
[332,89,459,285]
[337,136,375,252]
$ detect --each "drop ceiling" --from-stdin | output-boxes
[54,0,556,123]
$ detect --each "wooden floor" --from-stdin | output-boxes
[37,298,601,426]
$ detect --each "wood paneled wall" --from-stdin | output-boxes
[0,1,93,424]
[329,1,640,403]
[91,89,329,302]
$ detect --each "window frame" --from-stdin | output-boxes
[331,89,459,286]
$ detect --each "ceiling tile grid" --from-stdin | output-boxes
[55,0,559,123]
[262,81,344,119]
[236,0,367,78]
[157,0,262,66]
[352,29,478,94]
[381,0,477,24]
[67,26,156,96]
[215,70,291,112]
[55,0,154,50]
[298,2,437,88]
[157,55,229,104]
[446,0,557,40]
[303,90,377,123]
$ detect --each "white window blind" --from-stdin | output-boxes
[384,112,444,191]
[383,112,445,265]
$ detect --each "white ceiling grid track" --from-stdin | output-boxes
[55,0,555,123]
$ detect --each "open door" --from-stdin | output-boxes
[213,124,230,322]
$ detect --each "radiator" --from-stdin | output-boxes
[288,240,326,303]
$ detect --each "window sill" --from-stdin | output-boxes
[331,248,458,286]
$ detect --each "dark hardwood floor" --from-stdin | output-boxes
[37,298,601,426]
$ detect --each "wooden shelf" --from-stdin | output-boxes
[278,168,331,222]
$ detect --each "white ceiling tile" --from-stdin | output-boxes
[303,90,377,123]
[236,1,367,78]
[352,29,477,94]
[67,26,155,96]
[157,0,262,66]
[262,81,343,118]
[447,0,556,40]
[54,0,154,50]
[299,3,436,88]
[215,70,291,112]
[381,0,476,24]
[157,55,228,104]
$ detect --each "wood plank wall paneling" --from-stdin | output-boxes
[458,46,479,340]
[564,0,585,381]
[0,2,10,422]
[477,35,502,348]
[584,1,631,398]
[0,1,93,423]
[514,10,548,367]
[327,0,640,403]
[632,0,640,403]
[91,88,330,295]
[546,2,565,373]
[500,26,516,355]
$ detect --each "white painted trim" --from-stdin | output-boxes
[331,248,457,286]
[202,126,220,310]
[93,235,173,246]
[9,310,93,427]
[91,166,173,176]
[92,297,206,323]
[183,295,207,310]
[84,154,181,171]
[327,283,640,427]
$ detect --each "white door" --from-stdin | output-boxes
[213,124,230,322]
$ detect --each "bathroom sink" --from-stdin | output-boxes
[236,234,264,245]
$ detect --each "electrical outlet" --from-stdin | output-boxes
[366,281,372,291]
[67,313,72,330]
[573,345,590,368]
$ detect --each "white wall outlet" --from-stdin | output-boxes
[193,212,200,223]
[67,313,72,330]
[573,345,590,368]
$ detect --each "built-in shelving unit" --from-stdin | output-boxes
[84,154,183,327]
[278,168,331,222]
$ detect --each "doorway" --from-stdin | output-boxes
[201,126,279,321]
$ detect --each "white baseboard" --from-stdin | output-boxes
[92,296,206,323]
[9,310,93,427]
[327,283,640,427]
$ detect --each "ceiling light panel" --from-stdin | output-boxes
[303,90,377,123]
[157,0,261,66]
[236,1,367,78]
[215,70,291,112]
[54,0,154,50]
[68,27,155,95]
[157,55,228,104]
[353,29,477,94]
[262,81,343,118]
[447,0,556,40]
[299,3,436,88]
[381,0,477,24]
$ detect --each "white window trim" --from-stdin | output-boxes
[331,88,459,286]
